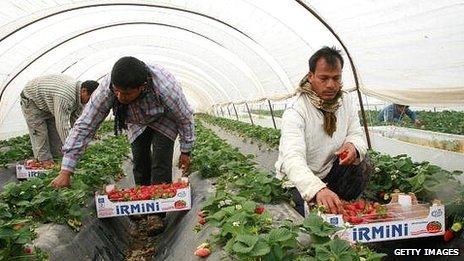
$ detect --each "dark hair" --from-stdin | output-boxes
[308,46,344,73]
[110,56,152,135]
[81,80,99,95]
[111,56,148,90]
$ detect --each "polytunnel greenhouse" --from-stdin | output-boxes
[0,0,463,260]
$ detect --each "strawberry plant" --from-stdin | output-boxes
[365,150,464,221]
[0,129,130,260]
[98,120,116,134]
[199,114,281,148]
[192,121,287,202]
[193,118,384,260]
[0,217,36,259]
[0,121,114,168]
[202,114,464,222]
[297,212,386,260]
[0,135,33,168]
[197,113,464,260]
[364,110,464,135]
[250,109,284,118]
[251,109,464,135]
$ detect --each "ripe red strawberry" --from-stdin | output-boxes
[353,201,365,210]
[194,247,211,257]
[255,206,265,214]
[24,246,33,254]
[344,204,357,212]
[350,216,364,224]
[199,217,206,225]
[444,230,454,242]
[339,150,349,161]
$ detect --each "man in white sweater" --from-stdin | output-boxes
[275,46,372,215]
[20,75,98,167]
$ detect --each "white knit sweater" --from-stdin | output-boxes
[275,92,367,202]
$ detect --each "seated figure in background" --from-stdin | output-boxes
[378,103,422,126]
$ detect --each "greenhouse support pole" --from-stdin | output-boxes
[220,107,225,117]
[245,102,254,125]
[356,90,372,148]
[267,99,277,129]
[227,105,232,117]
[232,103,239,120]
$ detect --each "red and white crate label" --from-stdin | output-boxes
[95,186,192,218]
[16,164,47,179]
[322,204,445,243]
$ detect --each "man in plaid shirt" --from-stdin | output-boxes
[51,57,195,193]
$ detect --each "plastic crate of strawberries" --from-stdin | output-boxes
[95,178,191,218]
[16,159,54,179]
[319,193,445,243]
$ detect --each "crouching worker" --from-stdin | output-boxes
[275,47,372,215]
[51,57,195,232]
[378,103,423,127]
[20,75,98,167]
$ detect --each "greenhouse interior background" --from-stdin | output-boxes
[0,0,463,260]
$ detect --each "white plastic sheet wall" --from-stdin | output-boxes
[0,0,463,138]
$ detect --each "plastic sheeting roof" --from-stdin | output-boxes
[0,0,463,138]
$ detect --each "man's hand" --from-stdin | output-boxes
[335,142,357,165]
[51,170,72,188]
[178,153,191,176]
[315,187,344,214]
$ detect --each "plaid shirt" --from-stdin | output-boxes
[61,64,195,172]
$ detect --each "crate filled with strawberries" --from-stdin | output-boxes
[16,159,54,179]
[95,178,191,218]
[320,193,445,243]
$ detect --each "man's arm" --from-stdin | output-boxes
[279,109,326,202]
[70,107,82,127]
[60,76,114,173]
[156,68,195,153]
